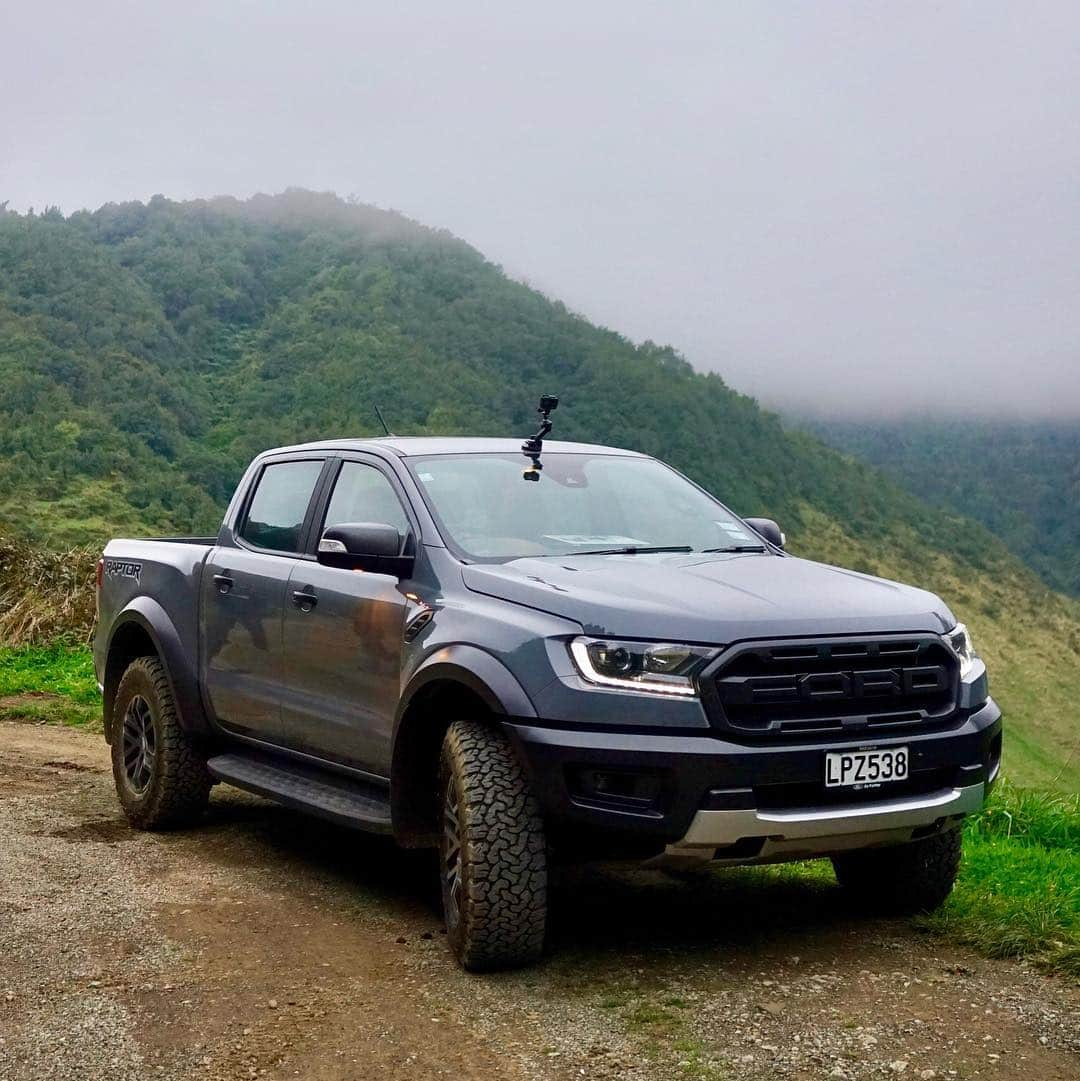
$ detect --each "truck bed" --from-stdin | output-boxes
[94,537,217,697]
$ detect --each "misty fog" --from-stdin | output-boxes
[2,1,1078,418]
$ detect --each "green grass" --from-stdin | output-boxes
[919,781,1080,980]
[0,643,101,729]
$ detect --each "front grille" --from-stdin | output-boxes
[700,635,959,742]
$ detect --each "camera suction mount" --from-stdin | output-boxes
[521,394,559,481]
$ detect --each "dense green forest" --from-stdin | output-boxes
[0,191,1077,789]
[0,191,1023,566]
[805,419,1080,598]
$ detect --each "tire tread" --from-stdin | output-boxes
[832,827,962,914]
[440,720,547,970]
[112,656,212,830]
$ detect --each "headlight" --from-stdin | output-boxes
[569,637,715,697]
[945,622,978,678]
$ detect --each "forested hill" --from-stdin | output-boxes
[806,418,1080,599]
[0,191,1078,788]
[0,190,1010,562]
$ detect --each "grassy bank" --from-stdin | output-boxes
[919,782,1080,979]
[0,643,101,729]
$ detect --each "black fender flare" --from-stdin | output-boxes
[103,597,210,740]
[390,645,536,845]
[396,644,537,726]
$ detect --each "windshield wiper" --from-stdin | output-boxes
[554,544,694,557]
[699,544,768,553]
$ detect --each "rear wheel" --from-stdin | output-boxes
[832,827,962,914]
[111,656,212,830]
[438,720,547,970]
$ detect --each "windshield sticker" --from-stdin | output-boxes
[717,522,754,540]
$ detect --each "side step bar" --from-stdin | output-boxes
[207,752,393,833]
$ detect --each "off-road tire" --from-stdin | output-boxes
[111,656,212,830]
[832,827,962,914]
[438,720,547,971]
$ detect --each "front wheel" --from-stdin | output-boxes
[111,656,213,830]
[438,720,547,971]
[832,827,963,914]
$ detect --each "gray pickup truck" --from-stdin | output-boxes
[94,427,1001,970]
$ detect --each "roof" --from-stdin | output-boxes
[260,437,646,458]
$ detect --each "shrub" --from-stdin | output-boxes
[0,532,97,646]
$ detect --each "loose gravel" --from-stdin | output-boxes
[1,720,1076,1081]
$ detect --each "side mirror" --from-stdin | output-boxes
[317,522,414,577]
[744,516,785,550]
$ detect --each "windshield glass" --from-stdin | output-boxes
[406,452,766,561]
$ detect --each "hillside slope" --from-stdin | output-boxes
[0,192,1077,789]
[806,418,1080,598]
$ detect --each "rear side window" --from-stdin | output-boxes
[240,460,324,553]
[323,462,410,539]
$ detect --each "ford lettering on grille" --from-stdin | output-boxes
[744,665,951,704]
[701,636,959,740]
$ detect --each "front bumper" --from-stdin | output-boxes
[653,781,985,869]
[504,697,1001,864]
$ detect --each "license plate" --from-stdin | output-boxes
[825,747,908,788]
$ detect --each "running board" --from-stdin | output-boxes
[206,752,393,833]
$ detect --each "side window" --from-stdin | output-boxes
[323,462,411,540]
[240,460,324,553]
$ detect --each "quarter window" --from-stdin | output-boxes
[240,460,324,553]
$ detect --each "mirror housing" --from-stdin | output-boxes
[317,522,414,577]
[744,516,785,550]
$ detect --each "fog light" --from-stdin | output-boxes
[568,767,664,812]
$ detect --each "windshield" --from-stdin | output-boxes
[406,452,768,561]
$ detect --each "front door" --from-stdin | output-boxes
[201,457,326,741]
[279,458,413,774]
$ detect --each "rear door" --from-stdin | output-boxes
[279,455,414,774]
[201,457,328,740]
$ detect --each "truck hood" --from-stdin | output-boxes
[461,552,956,643]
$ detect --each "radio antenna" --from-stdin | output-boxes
[373,403,395,437]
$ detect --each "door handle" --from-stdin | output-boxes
[292,589,318,611]
[213,574,234,595]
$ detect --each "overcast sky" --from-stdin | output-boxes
[2,1,1078,418]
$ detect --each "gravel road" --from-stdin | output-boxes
[1,719,1076,1081]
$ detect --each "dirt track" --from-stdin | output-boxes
[1,719,1076,1081]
